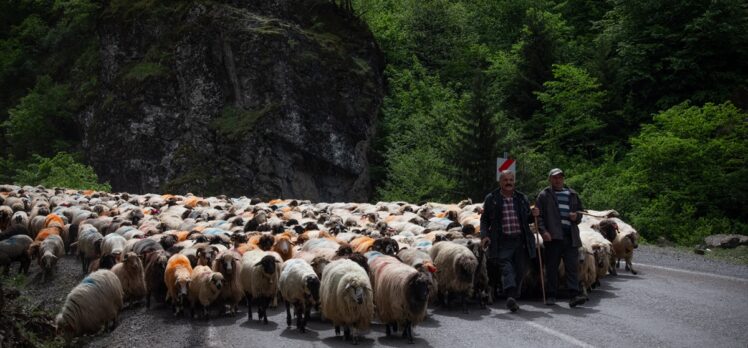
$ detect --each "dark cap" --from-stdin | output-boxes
[548,168,564,177]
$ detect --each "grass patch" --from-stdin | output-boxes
[123,62,168,82]
[210,103,278,141]
[703,245,748,265]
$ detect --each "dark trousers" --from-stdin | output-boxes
[545,236,580,297]
[488,237,526,298]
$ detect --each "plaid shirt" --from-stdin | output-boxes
[501,196,521,236]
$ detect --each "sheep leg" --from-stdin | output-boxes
[343,326,351,341]
[204,305,210,320]
[335,325,341,336]
[386,324,392,336]
[261,297,269,324]
[146,291,151,309]
[285,301,292,326]
[461,293,468,314]
[627,257,637,275]
[246,293,253,320]
[295,303,304,332]
[403,321,414,343]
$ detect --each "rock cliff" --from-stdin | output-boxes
[80,0,384,201]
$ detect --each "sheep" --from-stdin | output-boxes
[368,255,430,343]
[241,249,282,323]
[10,211,29,229]
[144,250,171,308]
[111,251,147,306]
[429,241,478,313]
[213,249,244,316]
[164,254,193,316]
[0,224,30,241]
[0,235,33,275]
[320,259,373,344]
[0,205,12,230]
[279,259,320,332]
[453,237,491,307]
[371,237,399,256]
[272,232,295,261]
[102,233,127,263]
[30,234,64,281]
[188,265,224,319]
[294,251,331,279]
[580,228,613,288]
[55,270,123,340]
[397,248,438,305]
[608,217,639,275]
[76,225,103,273]
[350,236,375,254]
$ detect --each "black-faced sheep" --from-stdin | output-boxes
[320,259,373,344]
[368,255,430,343]
[371,237,400,256]
[188,265,224,319]
[55,270,123,340]
[0,235,33,275]
[240,249,281,323]
[429,241,478,313]
[279,259,320,332]
[144,250,171,308]
[213,249,244,316]
[111,251,147,306]
[165,254,193,316]
[397,248,438,305]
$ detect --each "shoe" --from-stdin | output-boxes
[506,297,519,312]
[569,295,587,308]
[545,297,556,306]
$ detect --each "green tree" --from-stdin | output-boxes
[15,152,111,191]
[534,64,606,159]
[3,75,77,158]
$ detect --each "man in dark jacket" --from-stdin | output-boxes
[535,168,587,307]
[480,170,537,312]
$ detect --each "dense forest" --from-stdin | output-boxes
[1,0,746,245]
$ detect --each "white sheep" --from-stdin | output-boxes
[55,270,123,340]
[369,255,430,343]
[320,259,373,344]
[0,234,33,275]
[279,258,320,332]
[609,217,639,275]
[429,241,478,313]
[240,249,281,323]
[102,233,127,262]
[397,248,438,305]
[76,225,103,273]
[33,234,65,281]
[111,251,147,306]
[188,265,224,319]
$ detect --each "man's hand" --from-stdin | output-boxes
[481,237,490,249]
[569,211,578,221]
[531,207,540,217]
[542,232,551,242]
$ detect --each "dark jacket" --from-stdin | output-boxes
[535,186,583,248]
[479,189,537,259]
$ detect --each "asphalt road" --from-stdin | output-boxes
[80,246,748,348]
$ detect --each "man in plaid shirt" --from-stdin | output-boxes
[480,170,538,312]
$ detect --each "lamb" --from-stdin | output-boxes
[241,249,282,323]
[0,235,33,275]
[213,249,244,316]
[55,270,123,340]
[368,255,430,343]
[30,234,64,281]
[397,248,438,305]
[429,241,478,313]
[164,254,193,316]
[111,252,147,306]
[279,259,320,332]
[188,265,224,319]
[320,259,373,344]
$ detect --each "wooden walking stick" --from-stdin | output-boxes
[533,211,547,304]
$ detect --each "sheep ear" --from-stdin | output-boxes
[345,283,352,291]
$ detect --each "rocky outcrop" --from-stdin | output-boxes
[704,234,748,249]
[80,0,384,202]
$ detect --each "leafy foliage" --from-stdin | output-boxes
[14,152,111,191]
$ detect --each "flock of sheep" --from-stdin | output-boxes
[0,184,639,344]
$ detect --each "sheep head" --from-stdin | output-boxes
[406,272,431,310]
[258,235,274,251]
[255,255,278,278]
[210,272,224,291]
[123,252,141,270]
[304,275,321,303]
[456,254,477,283]
[372,237,399,256]
[345,282,367,305]
[41,252,58,272]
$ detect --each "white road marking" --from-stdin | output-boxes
[636,263,748,283]
[525,321,596,348]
